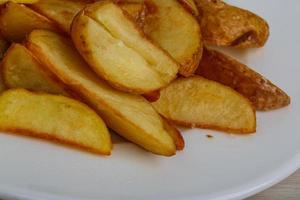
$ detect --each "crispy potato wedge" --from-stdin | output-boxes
[71,1,179,94]
[0,0,38,5]
[0,89,112,155]
[143,0,202,76]
[2,44,69,95]
[162,119,184,151]
[26,30,178,156]
[30,0,92,34]
[0,2,58,42]
[152,76,256,134]
[178,0,199,16]
[196,48,291,110]
[195,0,269,48]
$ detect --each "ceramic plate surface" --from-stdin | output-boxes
[0,1,299,200]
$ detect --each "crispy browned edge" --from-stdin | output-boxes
[196,47,291,111]
[71,2,179,94]
[177,0,199,16]
[1,43,79,98]
[0,89,112,155]
[0,2,63,42]
[25,39,177,156]
[142,0,202,77]
[162,117,184,150]
[0,124,111,155]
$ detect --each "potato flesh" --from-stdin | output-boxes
[0,89,112,154]
[119,3,147,28]
[196,48,291,110]
[143,0,202,76]
[0,2,57,42]
[30,0,90,33]
[152,76,256,133]
[26,30,176,156]
[2,44,68,95]
[71,2,179,94]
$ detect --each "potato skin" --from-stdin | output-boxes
[196,48,291,111]
[195,0,269,48]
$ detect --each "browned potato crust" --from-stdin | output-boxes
[2,44,69,95]
[152,76,256,134]
[0,2,58,42]
[178,0,199,16]
[0,89,112,155]
[196,48,291,111]
[26,30,179,156]
[195,0,269,48]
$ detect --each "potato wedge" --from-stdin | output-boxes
[0,2,58,42]
[194,0,269,48]
[152,76,256,133]
[2,44,69,95]
[26,30,178,156]
[0,74,5,93]
[178,0,199,16]
[0,0,38,5]
[71,1,179,94]
[196,48,291,110]
[162,119,184,150]
[30,0,92,34]
[143,0,202,76]
[0,89,112,155]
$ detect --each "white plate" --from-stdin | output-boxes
[0,1,299,200]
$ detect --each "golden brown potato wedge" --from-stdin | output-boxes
[178,0,199,16]
[0,0,38,5]
[143,0,202,76]
[0,89,112,155]
[152,76,256,134]
[2,44,69,95]
[26,30,178,156]
[196,48,291,110]
[194,0,269,48]
[30,0,92,34]
[162,119,184,151]
[0,2,58,42]
[71,1,179,94]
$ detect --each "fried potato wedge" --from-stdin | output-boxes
[195,0,269,48]
[71,1,179,94]
[0,74,5,93]
[196,48,291,110]
[26,30,178,156]
[0,0,38,5]
[2,44,68,95]
[143,0,202,76]
[0,2,58,42]
[30,0,92,34]
[152,76,256,133]
[0,89,112,155]
[178,0,199,16]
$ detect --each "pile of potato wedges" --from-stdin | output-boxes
[0,0,290,156]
